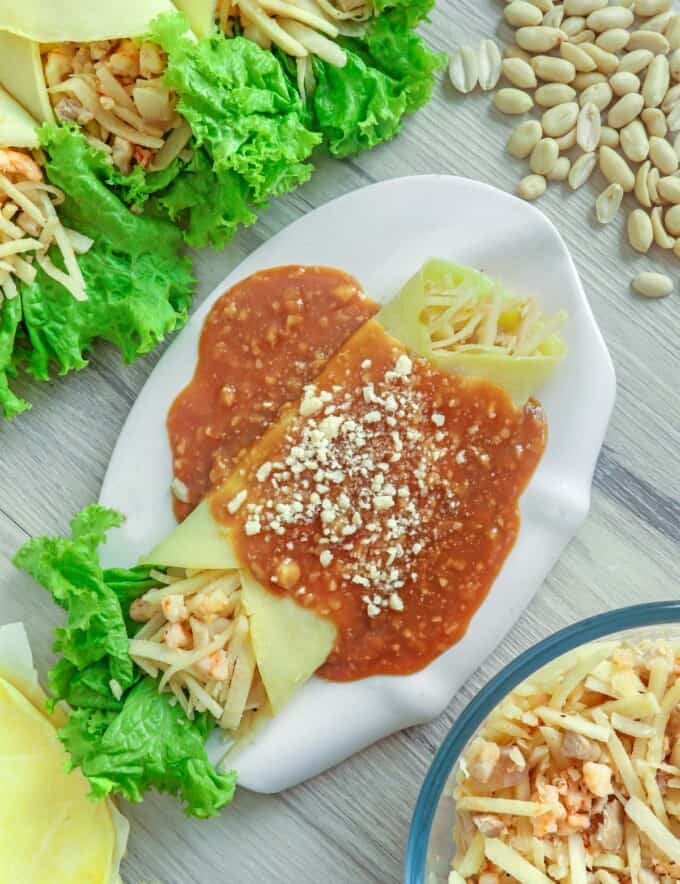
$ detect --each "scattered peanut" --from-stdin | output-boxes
[596,182,624,222]
[518,173,547,200]
[632,271,674,297]
[628,208,654,252]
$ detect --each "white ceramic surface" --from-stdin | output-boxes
[99,174,616,794]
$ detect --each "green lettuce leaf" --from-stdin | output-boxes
[14,505,237,818]
[148,13,320,204]
[152,148,256,249]
[0,296,28,419]
[14,507,135,703]
[310,7,445,157]
[14,126,194,381]
[373,0,435,27]
[61,680,236,816]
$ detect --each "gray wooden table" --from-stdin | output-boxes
[1,3,679,882]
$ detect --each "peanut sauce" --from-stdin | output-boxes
[212,319,547,681]
[168,266,377,521]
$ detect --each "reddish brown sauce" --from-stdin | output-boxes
[212,319,547,681]
[168,266,377,520]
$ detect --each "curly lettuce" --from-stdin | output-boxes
[310,6,445,157]
[0,126,194,417]
[14,505,236,818]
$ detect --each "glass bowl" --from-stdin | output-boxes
[405,601,680,884]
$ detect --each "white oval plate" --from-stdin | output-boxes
[100,174,616,794]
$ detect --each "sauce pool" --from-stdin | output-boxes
[168,266,377,521]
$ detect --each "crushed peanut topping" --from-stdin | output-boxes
[215,319,546,681]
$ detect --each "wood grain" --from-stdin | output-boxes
[1,3,679,882]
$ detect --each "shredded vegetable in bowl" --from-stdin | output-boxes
[450,638,680,884]
[0,148,92,301]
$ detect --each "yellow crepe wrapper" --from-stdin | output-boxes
[379,258,567,406]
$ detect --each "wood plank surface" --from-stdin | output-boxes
[1,2,679,882]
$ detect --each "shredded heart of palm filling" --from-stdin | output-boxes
[0,148,92,302]
[128,567,265,736]
[450,638,680,884]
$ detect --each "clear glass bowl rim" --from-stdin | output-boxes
[405,601,680,884]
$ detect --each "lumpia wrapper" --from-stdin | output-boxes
[378,258,567,406]
[0,0,177,42]
[173,0,217,38]
[144,502,336,717]
[0,81,40,147]
[0,622,129,884]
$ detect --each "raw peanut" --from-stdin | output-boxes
[642,55,670,108]
[503,58,538,89]
[478,40,502,91]
[542,101,579,136]
[665,204,680,234]
[607,92,645,128]
[649,134,679,174]
[547,156,572,180]
[662,84,680,112]
[596,182,624,222]
[632,272,674,298]
[657,177,680,203]
[505,46,533,63]
[556,126,578,150]
[675,131,680,160]
[530,137,560,174]
[449,47,478,94]
[579,81,613,110]
[507,120,544,158]
[644,11,675,32]
[572,29,596,45]
[595,29,630,54]
[635,159,652,207]
[535,83,577,106]
[651,205,676,247]
[618,49,654,74]
[648,166,661,203]
[544,7,565,27]
[577,101,601,151]
[641,107,667,137]
[562,16,586,37]
[518,174,547,200]
[609,71,641,96]
[600,125,620,147]
[561,41,597,72]
[533,55,576,83]
[572,71,607,90]
[667,16,680,52]
[586,7,634,31]
[671,50,680,83]
[581,43,620,75]
[568,151,597,188]
[667,103,680,132]
[530,0,555,13]
[494,88,534,114]
[505,1,544,27]
[600,144,636,190]
[627,30,670,53]
[627,208,654,252]
[634,0,673,16]
[516,26,565,52]
[564,0,605,14]
[620,120,650,162]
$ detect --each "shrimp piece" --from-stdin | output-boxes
[165,622,192,650]
[0,150,43,183]
[196,650,232,681]
[129,596,157,623]
[161,593,188,624]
